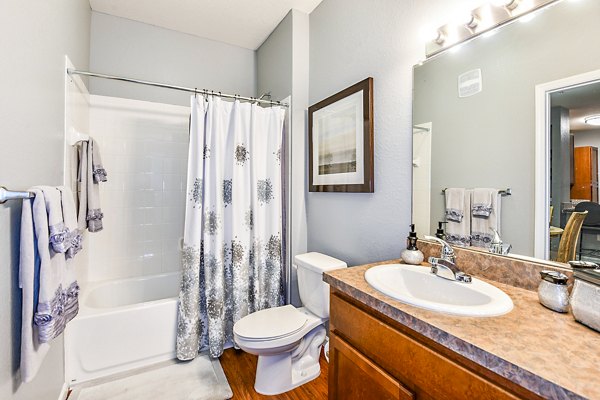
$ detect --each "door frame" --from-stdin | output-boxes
[534,69,600,259]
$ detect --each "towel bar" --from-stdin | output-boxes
[0,186,35,204]
[441,188,512,196]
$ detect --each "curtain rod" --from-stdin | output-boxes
[67,69,288,107]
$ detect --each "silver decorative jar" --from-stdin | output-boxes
[537,271,569,313]
[570,268,600,332]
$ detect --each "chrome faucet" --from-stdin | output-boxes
[424,236,472,283]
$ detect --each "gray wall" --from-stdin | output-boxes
[257,12,293,102]
[413,0,600,256]
[307,0,478,266]
[550,107,571,228]
[90,12,257,106]
[257,10,310,306]
[0,2,91,399]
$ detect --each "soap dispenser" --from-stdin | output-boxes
[401,224,424,265]
[435,221,447,240]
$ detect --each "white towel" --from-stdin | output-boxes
[472,188,494,218]
[44,187,69,253]
[58,186,83,259]
[19,189,50,383]
[20,188,81,382]
[34,187,80,344]
[77,139,107,232]
[471,189,502,249]
[446,189,471,247]
[77,142,88,230]
[445,188,465,222]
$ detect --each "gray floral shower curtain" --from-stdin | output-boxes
[177,96,286,360]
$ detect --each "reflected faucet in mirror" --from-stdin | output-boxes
[489,228,512,256]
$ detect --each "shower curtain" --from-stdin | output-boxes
[177,96,286,360]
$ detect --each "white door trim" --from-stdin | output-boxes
[534,69,600,259]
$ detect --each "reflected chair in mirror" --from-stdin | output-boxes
[549,205,564,237]
[574,202,600,261]
[556,211,588,263]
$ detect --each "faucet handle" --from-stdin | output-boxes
[424,235,456,263]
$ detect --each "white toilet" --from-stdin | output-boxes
[233,252,347,395]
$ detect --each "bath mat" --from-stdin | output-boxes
[69,355,233,400]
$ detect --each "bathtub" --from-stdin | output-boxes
[65,272,181,384]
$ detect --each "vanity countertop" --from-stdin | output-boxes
[324,260,600,400]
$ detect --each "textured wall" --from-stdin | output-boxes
[90,12,257,107]
[307,0,479,266]
[0,1,91,399]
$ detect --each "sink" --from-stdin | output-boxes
[364,264,513,317]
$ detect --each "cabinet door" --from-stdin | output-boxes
[329,332,414,400]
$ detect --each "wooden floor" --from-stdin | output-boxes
[220,348,328,399]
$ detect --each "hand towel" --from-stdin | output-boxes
[77,142,88,231]
[58,186,83,259]
[19,189,50,383]
[34,187,80,344]
[44,187,69,253]
[446,189,471,247]
[471,189,502,249]
[91,138,108,183]
[87,139,105,232]
[76,139,107,232]
[472,188,494,218]
[445,188,465,222]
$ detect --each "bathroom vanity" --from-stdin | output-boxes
[325,260,600,400]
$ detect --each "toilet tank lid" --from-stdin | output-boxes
[294,252,347,273]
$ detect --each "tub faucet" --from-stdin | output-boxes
[424,236,472,283]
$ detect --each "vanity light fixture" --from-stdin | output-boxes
[584,115,600,126]
[492,0,521,11]
[424,0,560,58]
[434,30,446,45]
[464,14,480,30]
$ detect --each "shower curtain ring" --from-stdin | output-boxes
[194,88,198,98]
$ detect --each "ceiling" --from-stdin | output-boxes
[551,81,600,132]
[89,0,322,50]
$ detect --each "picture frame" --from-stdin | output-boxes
[308,77,374,193]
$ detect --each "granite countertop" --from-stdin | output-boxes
[324,260,600,400]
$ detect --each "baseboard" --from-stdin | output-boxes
[58,382,69,400]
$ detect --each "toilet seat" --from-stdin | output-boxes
[234,305,308,341]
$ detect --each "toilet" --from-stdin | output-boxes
[233,252,347,395]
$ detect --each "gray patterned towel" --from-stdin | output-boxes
[77,138,107,232]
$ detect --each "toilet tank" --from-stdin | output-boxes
[294,252,347,319]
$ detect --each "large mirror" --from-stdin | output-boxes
[412,0,600,263]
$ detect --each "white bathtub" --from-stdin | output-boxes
[65,272,181,384]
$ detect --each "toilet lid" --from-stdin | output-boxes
[234,305,308,340]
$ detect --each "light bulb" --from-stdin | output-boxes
[491,0,520,10]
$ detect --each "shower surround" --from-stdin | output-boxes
[65,95,189,383]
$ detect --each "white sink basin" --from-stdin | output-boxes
[364,264,513,317]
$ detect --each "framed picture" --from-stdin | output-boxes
[308,77,374,193]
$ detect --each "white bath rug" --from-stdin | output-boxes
[69,355,233,400]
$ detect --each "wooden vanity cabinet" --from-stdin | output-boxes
[328,291,543,400]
